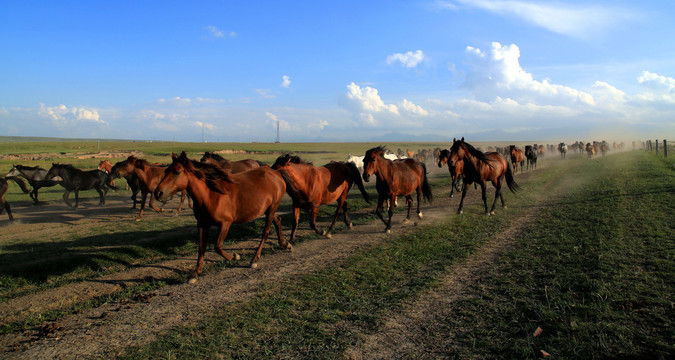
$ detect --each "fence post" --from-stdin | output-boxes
[665,139,668,158]
[655,139,659,154]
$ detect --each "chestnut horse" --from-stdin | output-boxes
[97,160,116,188]
[200,152,264,173]
[154,152,291,277]
[362,146,433,233]
[509,145,525,174]
[449,138,519,215]
[1,176,31,221]
[272,154,370,241]
[109,156,188,220]
[437,149,465,198]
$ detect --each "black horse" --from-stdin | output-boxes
[525,145,538,170]
[45,164,111,208]
[5,165,61,204]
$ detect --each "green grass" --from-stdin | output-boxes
[120,151,674,359]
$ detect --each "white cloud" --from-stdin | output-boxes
[463,42,595,106]
[344,82,399,115]
[206,25,224,38]
[308,119,329,130]
[38,103,106,125]
[281,75,291,88]
[636,71,675,103]
[386,50,425,68]
[265,112,290,130]
[399,99,429,116]
[439,0,638,39]
[194,121,215,131]
[256,89,276,98]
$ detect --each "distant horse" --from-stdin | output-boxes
[438,149,464,198]
[154,151,291,276]
[362,146,433,233]
[537,145,546,157]
[525,145,538,170]
[346,154,365,172]
[200,152,264,173]
[1,176,31,221]
[272,154,370,241]
[45,164,110,208]
[558,143,568,159]
[5,165,61,204]
[449,138,519,215]
[509,145,525,174]
[109,156,188,220]
[586,143,595,158]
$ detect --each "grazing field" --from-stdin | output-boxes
[0,141,672,359]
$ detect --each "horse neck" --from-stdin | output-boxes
[460,149,484,177]
[184,172,226,207]
[373,158,393,182]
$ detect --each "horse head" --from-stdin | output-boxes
[362,146,386,182]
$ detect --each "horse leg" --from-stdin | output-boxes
[131,189,139,209]
[289,203,300,242]
[385,196,395,233]
[191,224,209,281]
[309,206,323,236]
[273,214,290,250]
[342,200,353,228]
[96,186,105,205]
[457,182,470,214]
[148,192,163,213]
[326,195,348,238]
[63,189,73,208]
[136,192,148,220]
[213,222,240,262]
[374,197,388,226]
[490,181,502,214]
[176,191,185,215]
[30,188,38,204]
[1,199,13,221]
[416,186,423,219]
[251,209,285,268]
[480,182,489,215]
[74,190,80,208]
[404,195,413,221]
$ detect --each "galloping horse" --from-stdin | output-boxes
[558,143,568,159]
[449,138,519,215]
[438,149,464,198]
[45,164,110,208]
[154,152,291,277]
[1,176,31,221]
[525,145,538,170]
[109,156,188,220]
[362,146,433,233]
[272,154,370,241]
[200,152,264,173]
[5,165,61,204]
[586,143,595,158]
[509,145,525,174]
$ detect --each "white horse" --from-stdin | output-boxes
[383,152,399,161]
[346,154,365,172]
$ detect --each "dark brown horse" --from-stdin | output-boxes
[509,145,525,174]
[154,152,291,278]
[437,149,465,198]
[449,138,519,215]
[1,176,31,221]
[200,152,264,173]
[109,156,188,220]
[272,154,370,241]
[45,164,110,208]
[362,146,433,233]
[5,165,61,204]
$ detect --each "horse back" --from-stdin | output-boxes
[386,159,425,196]
[225,167,286,222]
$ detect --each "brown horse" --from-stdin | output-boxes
[362,146,433,233]
[449,138,519,215]
[1,176,31,221]
[109,156,188,220]
[200,152,264,173]
[272,154,370,241]
[97,160,116,188]
[438,149,465,198]
[509,145,525,174]
[154,152,291,277]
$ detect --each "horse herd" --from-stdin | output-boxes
[2,139,604,281]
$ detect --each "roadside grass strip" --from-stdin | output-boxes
[439,151,674,359]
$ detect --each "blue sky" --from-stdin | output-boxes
[1,0,674,142]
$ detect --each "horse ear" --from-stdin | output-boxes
[461,137,464,142]
[171,152,177,159]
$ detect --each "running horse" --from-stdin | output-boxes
[154,152,291,278]
[362,146,433,233]
[437,149,464,198]
[558,143,568,159]
[200,152,264,173]
[109,156,189,220]
[1,176,31,221]
[525,145,538,170]
[5,165,61,204]
[509,145,525,174]
[448,138,519,215]
[45,164,110,208]
[272,154,370,241]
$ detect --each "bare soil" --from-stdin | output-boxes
[0,162,556,359]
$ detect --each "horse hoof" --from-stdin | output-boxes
[326,233,332,239]
[490,211,495,215]
[403,219,410,224]
[348,222,353,228]
[234,253,241,261]
[135,217,142,222]
[386,229,391,234]
[503,206,508,209]
[458,210,463,215]
[286,243,293,251]
[250,262,258,269]
[418,212,423,219]
[321,230,327,236]
[187,278,197,284]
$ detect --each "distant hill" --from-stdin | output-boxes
[0,136,134,142]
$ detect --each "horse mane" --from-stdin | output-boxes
[453,140,492,166]
[53,163,79,171]
[176,152,235,188]
[202,151,226,161]
[365,146,387,158]
[15,164,44,171]
[272,154,311,168]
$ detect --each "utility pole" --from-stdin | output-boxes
[202,123,205,143]
[275,120,280,143]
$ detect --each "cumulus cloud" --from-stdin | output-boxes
[399,99,429,116]
[39,103,106,125]
[308,119,329,130]
[265,112,290,130]
[386,50,425,68]
[344,82,399,116]
[194,121,215,131]
[281,75,291,88]
[437,0,638,39]
[158,96,224,106]
[636,71,675,103]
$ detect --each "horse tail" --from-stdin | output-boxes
[6,176,31,194]
[505,162,520,193]
[346,161,370,203]
[420,163,433,203]
[277,170,302,204]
